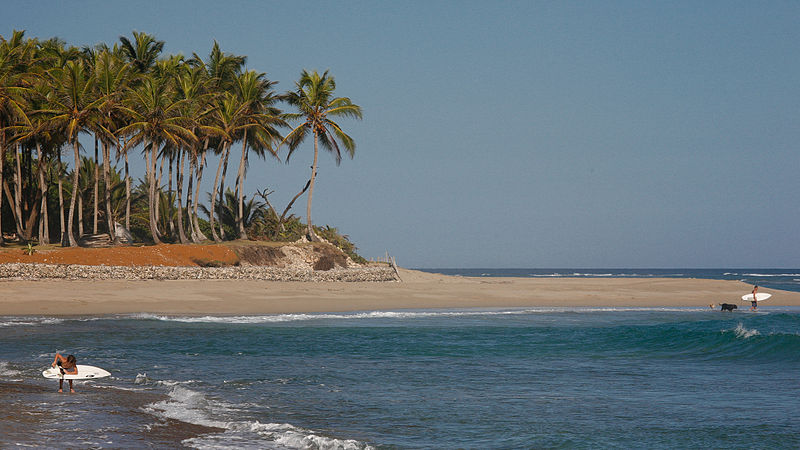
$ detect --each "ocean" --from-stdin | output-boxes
[1,269,799,448]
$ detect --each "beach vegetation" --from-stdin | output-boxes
[0,29,366,261]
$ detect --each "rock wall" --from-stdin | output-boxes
[0,263,398,282]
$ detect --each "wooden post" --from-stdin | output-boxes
[389,255,401,282]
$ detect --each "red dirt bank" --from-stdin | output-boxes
[0,244,239,267]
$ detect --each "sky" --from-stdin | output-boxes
[3,1,799,268]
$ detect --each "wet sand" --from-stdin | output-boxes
[2,269,799,315]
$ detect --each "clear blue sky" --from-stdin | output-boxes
[3,1,799,268]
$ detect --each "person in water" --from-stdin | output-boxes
[52,353,77,393]
[750,286,759,311]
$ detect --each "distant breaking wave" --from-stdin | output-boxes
[0,317,64,327]
[127,308,711,324]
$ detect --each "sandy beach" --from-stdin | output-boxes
[2,268,799,316]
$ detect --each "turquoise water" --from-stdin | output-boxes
[1,307,799,448]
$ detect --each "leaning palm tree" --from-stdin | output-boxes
[281,70,362,240]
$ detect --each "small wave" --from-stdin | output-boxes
[731,323,760,339]
[0,317,64,327]
[529,272,687,278]
[145,384,371,449]
[0,361,23,377]
[741,273,800,277]
[128,308,710,324]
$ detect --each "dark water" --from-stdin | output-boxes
[417,268,800,293]
[1,308,799,448]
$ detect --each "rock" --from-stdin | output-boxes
[0,263,399,282]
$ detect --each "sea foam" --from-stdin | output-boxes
[732,323,760,339]
[144,383,372,449]
[129,307,709,324]
[0,317,64,327]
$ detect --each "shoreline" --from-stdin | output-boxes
[2,268,800,316]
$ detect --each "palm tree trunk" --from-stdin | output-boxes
[168,153,175,238]
[58,152,67,246]
[36,143,50,245]
[218,144,231,240]
[78,194,84,237]
[186,153,197,242]
[0,123,4,245]
[66,139,80,247]
[193,145,209,241]
[124,146,131,230]
[209,142,227,242]
[155,154,164,231]
[13,144,25,240]
[93,136,99,234]
[236,130,248,239]
[102,139,116,242]
[148,141,161,244]
[306,132,320,241]
[176,148,188,244]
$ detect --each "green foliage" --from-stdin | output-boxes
[199,188,265,240]
[314,225,367,264]
[0,30,365,256]
[244,210,366,263]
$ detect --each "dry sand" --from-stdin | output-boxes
[2,268,799,316]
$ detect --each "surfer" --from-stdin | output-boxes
[750,286,759,311]
[51,353,77,393]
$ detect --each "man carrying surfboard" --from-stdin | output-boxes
[51,353,77,393]
[750,286,759,311]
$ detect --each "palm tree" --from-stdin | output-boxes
[231,70,283,239]
[203,92,242,242]
[173,64,212,243]
[9,76,58,244]
[281,70,362,240]
[190,42,247,241]
[92,48,131,242]
[119,73,195,243]
[119,31,164,75]
[190,41,245,93]
[45,57,98,246]
[0,30,36,245]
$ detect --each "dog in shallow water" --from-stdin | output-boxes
[720,303,737,311]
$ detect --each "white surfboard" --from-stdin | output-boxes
[741,293,771,302]
[42,365,111,380]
